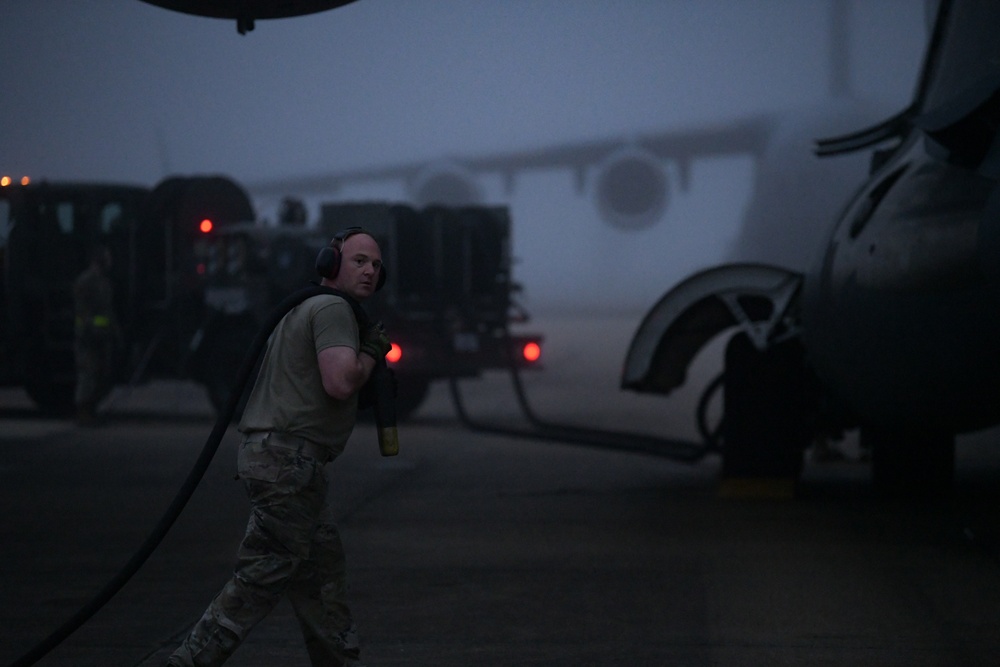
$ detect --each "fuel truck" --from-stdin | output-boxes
[0,175,542,419]
[196,201,544,420]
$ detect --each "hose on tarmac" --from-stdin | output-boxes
[447,327,722,463]
[7,284,356,667]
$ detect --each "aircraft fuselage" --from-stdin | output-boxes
[801,132,1000,433]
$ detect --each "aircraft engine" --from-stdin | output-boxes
[409,161,484,208]
[593,146,669,230]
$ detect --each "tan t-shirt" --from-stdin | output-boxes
[238,294,359,457]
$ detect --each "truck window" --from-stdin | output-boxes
[55,202,75,234]
[99,202,125,234]
[0,199,9,246]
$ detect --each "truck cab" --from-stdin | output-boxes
[0,174,255,413]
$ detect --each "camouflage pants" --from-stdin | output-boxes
[168,435,359,666]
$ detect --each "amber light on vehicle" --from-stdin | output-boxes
[522,341,541,362]
[386,343,402,363]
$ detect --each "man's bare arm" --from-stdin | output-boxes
[318,345,376,400]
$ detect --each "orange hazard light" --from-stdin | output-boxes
[386,343,402,363]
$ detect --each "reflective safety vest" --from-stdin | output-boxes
[76,315,111,328]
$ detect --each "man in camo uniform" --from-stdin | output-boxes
[167,230,391,667]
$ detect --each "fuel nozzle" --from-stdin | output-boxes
[371,360,399,456]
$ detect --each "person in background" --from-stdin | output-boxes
[73,243,117,426]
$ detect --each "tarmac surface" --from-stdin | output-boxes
[3,314,1000,666]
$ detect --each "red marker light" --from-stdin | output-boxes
[522,341,541,362]
[199,219,213,233]
[386,343,402,363]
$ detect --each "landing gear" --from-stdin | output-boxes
[862,425,955,499]
[720,333,818,488]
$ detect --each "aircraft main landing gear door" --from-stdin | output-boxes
[622,263,802,395]
[622,263,816,491]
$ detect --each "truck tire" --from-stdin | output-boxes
[394,375,431,421]
[24,343,77,415]
[358,373,430,423]
[864,425,955,499]
[24,379,76,416]
[194,314,258,421]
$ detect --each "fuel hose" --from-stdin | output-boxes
[7,284,377,667]
[447,325,719,463]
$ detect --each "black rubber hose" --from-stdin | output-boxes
[695,372,726,452]
[7,284,335,667]
[447,327,713,463]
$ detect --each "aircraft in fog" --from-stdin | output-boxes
[239,0,999,497]
[242,0,907,274]
[137,0,359,33]
[623,0,1000,497]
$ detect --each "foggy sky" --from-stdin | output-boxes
[1,1,928,312]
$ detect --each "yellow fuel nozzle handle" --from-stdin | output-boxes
[371,360,399,457]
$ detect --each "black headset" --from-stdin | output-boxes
[315,226,387,291]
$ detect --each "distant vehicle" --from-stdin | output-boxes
[0,174,255,413]
[196,201,544,420]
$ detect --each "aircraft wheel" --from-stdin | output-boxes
[720,333,816,483]
[864,425,955,499]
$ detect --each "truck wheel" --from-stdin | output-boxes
[394,375,430,421]
[24,344,78,415]
[204,352,260,423]
[355,374,429,423]
[864,425,954,499]
[195,315,258,422]
[720,333,815,485]
[24,379,75,416]
[205,369,255,422]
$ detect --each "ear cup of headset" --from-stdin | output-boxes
[315,245,340,280]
